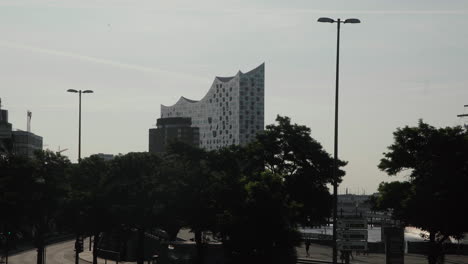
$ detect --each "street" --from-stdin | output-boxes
[8,239,76,264]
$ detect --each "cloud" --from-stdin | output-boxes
[0,41,206,81]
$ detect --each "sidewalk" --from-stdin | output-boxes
[296,243,468,264]
[79,249,135,264]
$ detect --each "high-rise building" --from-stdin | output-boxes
[11,130,43,157]
[150,63,265,152]
[149,117,199,153]
[0,105,13,154]
[0,98,43,157]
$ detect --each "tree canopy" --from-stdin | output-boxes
[0,115,343,264]
[376,120,468,264]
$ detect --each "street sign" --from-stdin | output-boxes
[337,240,368,251]
[301,232,333,240]
[337,218,367,229]
[384,227,404,264]
[338,229,368,241]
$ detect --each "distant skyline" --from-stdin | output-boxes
[1,0,467,193]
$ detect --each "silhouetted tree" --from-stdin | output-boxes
[106,152,163,264]
[0,154,34,259]
[164,142,215,264]
[211,116,344,263]
[67,155,113,264]
[249,115,346,225]
[377,121,468,264]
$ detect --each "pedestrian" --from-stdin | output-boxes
[305,239,311,257]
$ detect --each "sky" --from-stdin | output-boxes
[1,0,467,193]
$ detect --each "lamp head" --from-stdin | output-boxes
[67,89,78,93]
[82,90,94,94]
[318,17,335,23]
[344,18,361,24]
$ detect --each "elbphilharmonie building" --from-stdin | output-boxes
[150,63,264,152]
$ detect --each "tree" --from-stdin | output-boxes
[220,171,300,264]
[29,151,71,264]
[0,154,34,261]
[163,142,216,264]
[248,115,346,225]
[210,116,344,263]
[106,152,163,264]
[67,155,113,264]
[377,121,468,264]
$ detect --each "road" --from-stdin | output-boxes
[8,239,79,264]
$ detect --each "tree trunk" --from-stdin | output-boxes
[137,227,145,264]
[34,227,45,264]
[428,231,437,264]
[195,230,204,264]
[93,231,99,264]
[36,242,44,264]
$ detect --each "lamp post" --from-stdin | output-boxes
[317,17,360,264]
[67,89,93,264]
[67,89,93,162]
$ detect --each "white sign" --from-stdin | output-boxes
[301,232,333,240]
[337,218,367,230]
[338,230,368,241]
[337,240,368,251]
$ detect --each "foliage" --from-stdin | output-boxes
[249,115,346,225]
[0,150,71,264]
[377,120,468,264]
[0,115,342,264]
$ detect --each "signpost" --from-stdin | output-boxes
[337,240,368,251]
[337,216,368,264]
[384,227,404,264]
[338,229,368,241]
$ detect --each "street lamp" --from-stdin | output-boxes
[67,89,93,264]
[67,89,93,162]
[318,17,360,264]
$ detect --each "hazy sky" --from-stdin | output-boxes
[1,0,467,193]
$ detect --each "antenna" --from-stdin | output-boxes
[27,110,32,132]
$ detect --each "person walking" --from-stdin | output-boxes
[305,239,311,257]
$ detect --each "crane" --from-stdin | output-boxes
[57,146,68,154]
[458,105,468,129]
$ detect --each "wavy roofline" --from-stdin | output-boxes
[161,63,264,108]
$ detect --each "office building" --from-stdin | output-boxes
[149,117,199,153]
[0,99,43,157]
